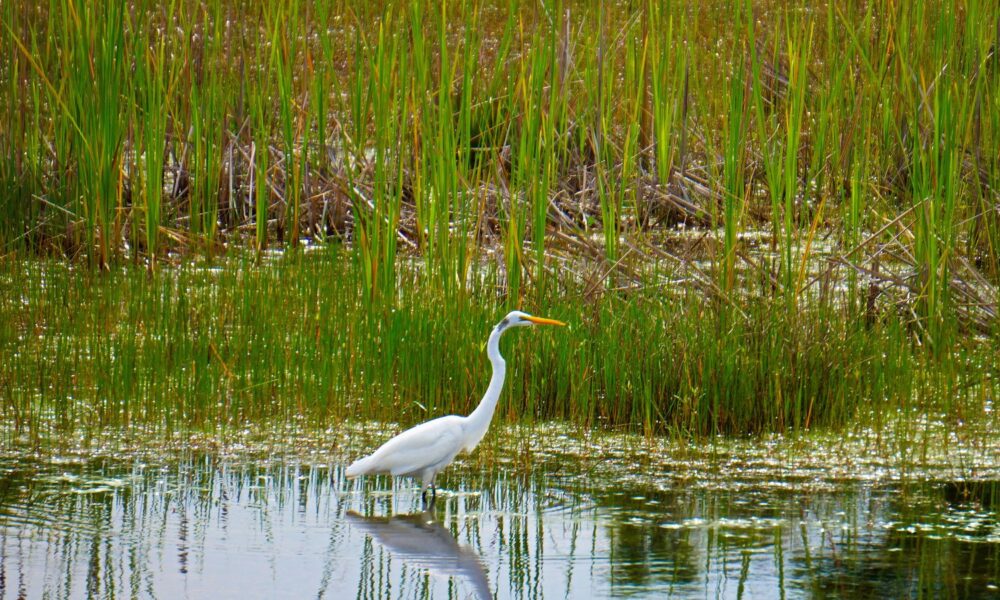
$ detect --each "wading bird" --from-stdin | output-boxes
[345,311,565,506]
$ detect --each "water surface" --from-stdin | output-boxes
[1,426,998,599]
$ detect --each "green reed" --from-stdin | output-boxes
[425,0,465,294]
[722,47,747,294]
[135,6,169,263]
[0,2,34,251]
[272,0,302,246]
[647,0,684,192]
[64,0,128,268]
[250,36,272,254]
[2,1,996,286]
[0,1,994,261]
[513,10,564,296]
[1,253,997,444]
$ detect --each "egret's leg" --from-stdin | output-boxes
[420,473,433,508]
[420,472,437,509]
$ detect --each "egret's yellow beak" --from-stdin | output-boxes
[524,315,566,326]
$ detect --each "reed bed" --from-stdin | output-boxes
[1,0,999,438]
[0,252,996,443]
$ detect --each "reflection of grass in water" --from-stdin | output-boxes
[0,253,996,445]
[1,429,998,599]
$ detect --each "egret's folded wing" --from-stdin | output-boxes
[363,416,466,476]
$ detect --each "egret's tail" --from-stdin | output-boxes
[345,456,372,479]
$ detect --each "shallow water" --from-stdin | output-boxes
[1,427,999,599]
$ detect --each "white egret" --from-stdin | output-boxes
[345,310,566,505]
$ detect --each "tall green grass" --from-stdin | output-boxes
[187,6,227,252]
[2,2,996,286]
[64,1,128,268]
[1,0,999,438]
[0,253,996,442]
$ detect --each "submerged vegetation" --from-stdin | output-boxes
[0,0,998,438]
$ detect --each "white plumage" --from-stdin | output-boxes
[345,310,565,505]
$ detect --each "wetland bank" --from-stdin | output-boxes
[2,0,1000,597]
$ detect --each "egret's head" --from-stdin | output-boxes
[497,310,566,331]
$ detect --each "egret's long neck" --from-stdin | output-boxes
[464,326,507,446]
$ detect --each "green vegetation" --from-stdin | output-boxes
[0,252,996,443]
[0,1,998,439]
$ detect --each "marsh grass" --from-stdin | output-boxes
[0,252,996,444]
[1,0,999,439]
[1,2,994,272]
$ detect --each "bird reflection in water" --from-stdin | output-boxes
[346,510,491,600]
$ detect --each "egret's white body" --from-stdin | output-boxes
[345,311,564,503]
